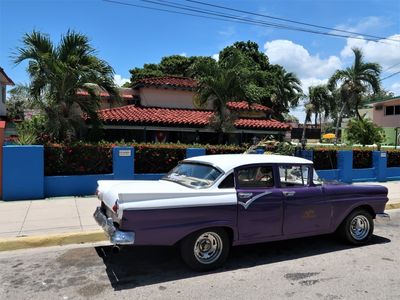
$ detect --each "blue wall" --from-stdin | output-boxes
[3,145,400,201]
[3,145,44,200]
[298,150,400,183]
[45,174,114,197]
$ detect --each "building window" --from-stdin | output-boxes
[385,105,400,116]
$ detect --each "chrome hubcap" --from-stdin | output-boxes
[350,215,370,240]
[194,232,223,264]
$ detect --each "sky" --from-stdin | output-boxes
[1,0,399,121]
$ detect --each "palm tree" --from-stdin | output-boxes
[270,66,303,118]
[193,52,248,143]
[328,47,381,143]
[14,30,118,141]
[301,85,334,143]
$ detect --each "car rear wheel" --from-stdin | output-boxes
[180,228,230,271]
[338,209,374,245]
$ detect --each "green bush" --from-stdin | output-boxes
[45,143,113,176]
[347,117,385,146]
[352,149,372,169]
[44,142,247,175]
[313,149,337,170]
[134,143,187,174]
[387,151,400,168]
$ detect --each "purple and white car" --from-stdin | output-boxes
[94,154,390,271]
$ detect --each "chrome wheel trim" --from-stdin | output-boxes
[193,232,223,264]
[349,215,370,241]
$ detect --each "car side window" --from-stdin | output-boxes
[218,173,234,189]
[237,166,274,188]
[279,165,310,187]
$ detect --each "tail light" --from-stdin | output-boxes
[112,200,119,213]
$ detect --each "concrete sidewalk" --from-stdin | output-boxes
[0,196,99,239]
[0,181,399,251]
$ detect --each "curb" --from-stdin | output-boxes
[386,202,400,210]
[0,230,107,252]
[0,203,399,252]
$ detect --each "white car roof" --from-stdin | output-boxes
[184,154,313,173]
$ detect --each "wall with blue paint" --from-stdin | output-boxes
[3,145,400,201]
[3,145,44,200]
[45,174,114,197]
[297,150,400,183]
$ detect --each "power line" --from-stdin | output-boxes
[186,0,400,43]
[383,62,400,72]
[103,0,398,45]
[141,0,386,42]
[381,71,400,81]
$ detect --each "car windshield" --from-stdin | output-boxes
[162,163,222,189]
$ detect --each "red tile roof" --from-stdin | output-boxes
[98,105,213,127]
[77,88,134,99]
[97,105,288,130]
[227,101,271,112]
[234,118,290,129]
[0,67,15,85]
[135,76,198,89]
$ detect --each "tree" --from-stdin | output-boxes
[14,30,118,142]
[6,84,34,120]
[269,65,303,118]
[219,40,269,71]
[193,52,249,143]
[347,116,385,146]
[328,47,381,142]
[129,55,215,84]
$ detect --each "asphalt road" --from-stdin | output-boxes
[1,210,399,300]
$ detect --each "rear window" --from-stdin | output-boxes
[237,166,274,188]
[279,165,310,187]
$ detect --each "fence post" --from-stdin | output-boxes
[2,145,44,200]
[373,151,387,182]
[337,150,353,183]
[186,148,206,158]
[113,146,135,180]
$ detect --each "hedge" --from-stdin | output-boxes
[45,142,247,175]
[45,144,112,176]
[387,151,400,168]
[352,149,372,169]
[313,149,337,170]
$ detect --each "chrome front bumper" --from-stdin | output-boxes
[93,207,135,245]
[375,213,390,223]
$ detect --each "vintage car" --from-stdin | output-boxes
[94,154,390,271]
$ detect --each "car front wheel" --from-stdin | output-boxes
[180,228,230,271]
[339,209,374,245]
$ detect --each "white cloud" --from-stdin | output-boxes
[390,82,400,95]
[335,16,389,34]
[301,78,329,94]
[212,53,219,61]
[113,74,129,87]
[179,52,187,57]
[340,34,400,72]
[218,26,235,37]
[264,40,342,79]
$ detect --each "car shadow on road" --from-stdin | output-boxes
[95,234,390,291]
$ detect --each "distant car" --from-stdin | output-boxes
[94,154,390,271]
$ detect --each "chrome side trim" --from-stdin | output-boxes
[375,213,390,223]
[93,207,135,245]
[238,191,272,210]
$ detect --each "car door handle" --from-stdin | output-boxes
[282,191,296,197]
[238,192,253,198]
